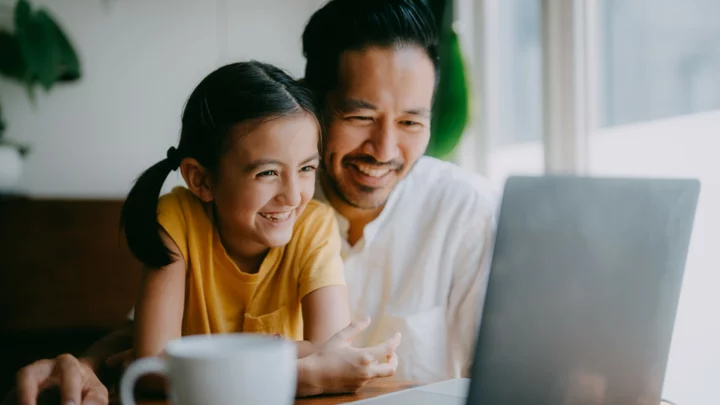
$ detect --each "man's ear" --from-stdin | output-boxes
[180,158,214,202]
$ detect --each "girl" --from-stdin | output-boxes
[121,61,351,361]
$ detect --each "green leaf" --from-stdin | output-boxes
[0,30,26,81]
[427,30,470,159]
[0,102,6,140]
[14,0,81,91]
[14,0,31,35]
[41,9,81,81]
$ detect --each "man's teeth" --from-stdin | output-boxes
[353,163,391,178]
[260,211,291,221]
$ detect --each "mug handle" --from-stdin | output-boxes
[119,357,167,405]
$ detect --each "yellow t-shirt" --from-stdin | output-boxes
[156,187,346,341]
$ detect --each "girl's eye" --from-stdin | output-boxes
[257,170,278,177]
[300,165,317,172]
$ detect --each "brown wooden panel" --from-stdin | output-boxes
[0,197,142,332]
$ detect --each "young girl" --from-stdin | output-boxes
[121,61,351,361]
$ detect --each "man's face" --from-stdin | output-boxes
[323,45,436,210]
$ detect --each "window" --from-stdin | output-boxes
[465,0,544,192]
[586,2,720,403]
[466,1,720,403]
[598,0,720,128]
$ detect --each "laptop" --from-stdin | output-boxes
[349,175,700,405]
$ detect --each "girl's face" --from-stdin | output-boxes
[210,112,320,256]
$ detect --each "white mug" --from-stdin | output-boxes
[120,333,297,405]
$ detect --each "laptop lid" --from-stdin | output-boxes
[467,176,700,405]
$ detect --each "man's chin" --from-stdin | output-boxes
[338,186,391,210]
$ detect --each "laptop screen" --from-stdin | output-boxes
[467,176,699,405]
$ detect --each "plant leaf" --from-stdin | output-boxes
[14,1,81,91]
[14,0,31,36]
[38,9,81,81]
[427,30,470,159]
[15,1,55,89]
[0,30,26,81]
[0,102,6,140]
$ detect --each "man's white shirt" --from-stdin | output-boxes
[315,156,498,382]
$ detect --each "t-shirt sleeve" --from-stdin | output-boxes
[156,188,189,262]
[297,204,347,299]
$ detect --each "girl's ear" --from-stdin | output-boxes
[180,158,214,202]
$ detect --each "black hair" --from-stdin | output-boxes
[120,61,319,269]
[302,0,439,101]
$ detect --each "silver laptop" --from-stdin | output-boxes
[350,175,700,405]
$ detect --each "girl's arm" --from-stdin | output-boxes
[296,285,351,358]
[131,230,187,396]
[133,229,187,359]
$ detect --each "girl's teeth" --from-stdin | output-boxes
[261,211,291,221]
[354,164,391,178]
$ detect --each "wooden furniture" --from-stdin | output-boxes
[133,380,679,405]
[293,382,417,405]
[134,381,417,405]
[0,197,142,396]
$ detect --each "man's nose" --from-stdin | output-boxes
[364,119,400,163]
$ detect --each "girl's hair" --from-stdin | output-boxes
[121,61,319,269]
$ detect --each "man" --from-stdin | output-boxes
[7,1,495,404]
[303,0,496,382]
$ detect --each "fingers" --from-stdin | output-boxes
[16,359,54,405]
[332,316,371,343]
[367,360,397,379]
[365,332,402,360]
[80,374,109,405]
[355,333,401,380]
[386,350,399,370]
[56,354,83,405]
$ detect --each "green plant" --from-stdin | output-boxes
[424,0,470,160]
[0,0,81,155]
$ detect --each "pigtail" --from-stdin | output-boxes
[120,147,181,268]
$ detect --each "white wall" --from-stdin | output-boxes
[0,0,324,198]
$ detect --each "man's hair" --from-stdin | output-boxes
[302,0,439,101]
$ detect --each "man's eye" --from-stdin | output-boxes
[400,120,422,127]
[300,165,317,172]
[347,116,373,121]
[257,170,277,177]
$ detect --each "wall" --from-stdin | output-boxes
[0,0,325,198]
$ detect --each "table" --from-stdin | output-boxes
[135,381,677,405]
[294,381,417,404]
[135,381,415,405]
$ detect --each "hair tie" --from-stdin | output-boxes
[166,147,182,171]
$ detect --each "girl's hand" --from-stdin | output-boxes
[296,317,402,397]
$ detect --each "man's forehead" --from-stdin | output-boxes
[331,47,435,112]
[337,46,433,81]
[334,97,431,118]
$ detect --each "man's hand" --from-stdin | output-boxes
[16,354,108,405]
[297,317,401,397]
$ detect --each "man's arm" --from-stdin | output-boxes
[10,323,134,405]
[83,321,134,375]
